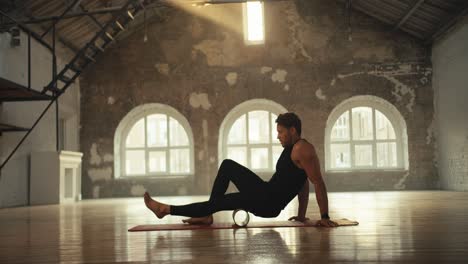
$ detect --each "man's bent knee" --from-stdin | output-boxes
[220,159,239,169]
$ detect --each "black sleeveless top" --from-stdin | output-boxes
[267,139,308,209]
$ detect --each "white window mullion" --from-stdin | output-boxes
[397,131,403,168]
[228,143,273,148]
[165,148,169,174]
[123,146,126,177]
[374,139,398,143]
[145,116,148,175]
[372,108,377,169]
[150,145,189,150]
[335,139,376,144]
[166,115,170,174]
[166,115,170,147]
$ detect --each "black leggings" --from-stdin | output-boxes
[170,159,281,218]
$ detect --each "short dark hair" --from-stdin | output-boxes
[275,112,301,136]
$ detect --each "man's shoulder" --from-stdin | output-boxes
[292,139,316,156]
[294,139,314,149]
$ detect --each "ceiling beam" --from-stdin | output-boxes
[40,0,82,38]
[78,3,104,30]
[52,29,80,54]
[70,0,83,11]
[166,0,286,5]
[393,0,425,31]
[21,9,80,54]
[1,0,287,27]
[427,4,468,44]
[0,7,123,26]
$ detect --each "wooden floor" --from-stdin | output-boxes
[1,191,468,263]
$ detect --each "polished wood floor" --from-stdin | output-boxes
[1,191,468,263]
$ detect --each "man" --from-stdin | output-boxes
[144,112,338,227]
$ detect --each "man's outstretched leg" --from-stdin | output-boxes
[144,192,170,219]
[181,159,265,224]
[144,191,250,225]
[145,192,215,224]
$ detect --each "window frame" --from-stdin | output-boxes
[325,96,409,172]
[114,103,194,179]
[218,99,288,174]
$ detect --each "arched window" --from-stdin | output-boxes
[114,104,194,178]
[325,96,408,171]
[219,99,288,173]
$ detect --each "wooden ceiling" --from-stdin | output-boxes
[340,0,468,43]
[1,0,468,55]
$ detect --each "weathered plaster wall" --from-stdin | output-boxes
[80,0,436,198]
[432,15,468,191]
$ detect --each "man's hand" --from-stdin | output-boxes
[315,219,338,227]
[288,216,310,222]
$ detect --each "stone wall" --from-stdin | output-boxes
[80,0,436,198]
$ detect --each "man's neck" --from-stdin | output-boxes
[291,137,301,145]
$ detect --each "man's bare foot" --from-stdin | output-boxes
[144,192,170,219]
[182,215,213,225]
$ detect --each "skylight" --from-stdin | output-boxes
[244,1,264,45]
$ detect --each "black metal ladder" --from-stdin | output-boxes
[42,1,143,95]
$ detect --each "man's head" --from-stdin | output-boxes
[275,112,302,147]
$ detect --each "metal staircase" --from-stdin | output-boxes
[0,0,145,173]
[41,1,144,96]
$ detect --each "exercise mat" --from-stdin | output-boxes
[128,218,358,232]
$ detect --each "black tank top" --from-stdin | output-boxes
[268,139,308,209]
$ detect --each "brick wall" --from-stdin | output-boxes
[79,0,435,198]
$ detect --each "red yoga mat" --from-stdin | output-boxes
[128,218,358,232]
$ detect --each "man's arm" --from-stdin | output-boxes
[309,150,329,218]
[288,181,310,222]
[295,143,337,227]
[297,181,309,219]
